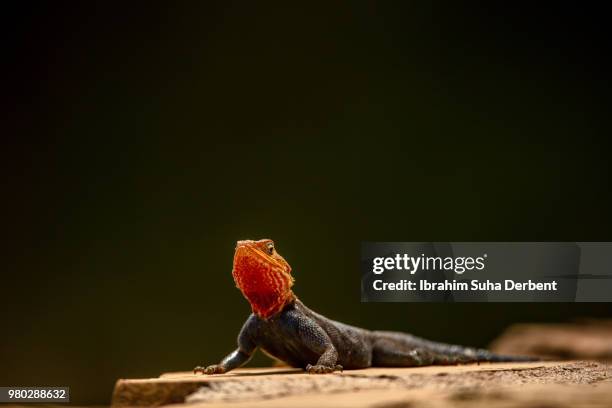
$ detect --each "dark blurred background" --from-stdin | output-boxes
[2,1,611,404]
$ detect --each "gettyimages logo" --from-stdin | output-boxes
[372,253,488,275]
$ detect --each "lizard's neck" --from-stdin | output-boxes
[251,290,296,320]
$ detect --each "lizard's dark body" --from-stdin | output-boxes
[205,299,534,374]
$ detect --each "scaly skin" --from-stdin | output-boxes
[194,239,536,375]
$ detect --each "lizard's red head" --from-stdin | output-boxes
[232,239,295,319]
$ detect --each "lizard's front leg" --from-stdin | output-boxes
[194,315,259,375]
[194,348,253,374]
[294,315,343,374]
[305,346,343,374]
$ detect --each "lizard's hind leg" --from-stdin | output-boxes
[371,331,507,366]
[371,336,436,367]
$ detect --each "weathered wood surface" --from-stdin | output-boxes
[112,361,612,407]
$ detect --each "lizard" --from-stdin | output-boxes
[194,239,536,375]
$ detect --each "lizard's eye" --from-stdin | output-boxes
[266,243,274,255]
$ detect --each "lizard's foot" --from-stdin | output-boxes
[305,364,343,374]
[193,364,227,375]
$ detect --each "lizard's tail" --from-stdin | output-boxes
[418,338,540,363]
[469,348,539,362]
[371,331,540,366]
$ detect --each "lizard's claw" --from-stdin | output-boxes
[305,364,343,374]
[193,364,226,375]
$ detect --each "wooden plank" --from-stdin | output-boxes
[111,361,611,407]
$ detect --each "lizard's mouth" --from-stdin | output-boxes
[234,243,292,280]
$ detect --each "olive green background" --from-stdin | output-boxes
[3,2,611,404]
